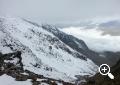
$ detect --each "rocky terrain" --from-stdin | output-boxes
[0,51,75,85]
[83,59,120,85]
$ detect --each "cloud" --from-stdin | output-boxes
[61,27,120,52]
[0,0,120,24]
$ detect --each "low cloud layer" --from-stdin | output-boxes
[61,27,120,52]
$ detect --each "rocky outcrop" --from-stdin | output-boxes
[0,51,74,85]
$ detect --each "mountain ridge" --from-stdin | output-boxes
[0,16,98,83]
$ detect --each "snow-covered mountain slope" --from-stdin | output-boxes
[23,20,89,51]
[41,24,112,66]
[0,74,32,85]
[0,17,98,82]
[0,51,74,85]
[41,24,89,51]
[22,20,110,66]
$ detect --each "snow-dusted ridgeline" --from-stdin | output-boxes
[0,17,98,82]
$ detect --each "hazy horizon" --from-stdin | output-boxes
[0,0,120,24]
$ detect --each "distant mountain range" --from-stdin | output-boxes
[99,20,120,28]
[55,18,120,28]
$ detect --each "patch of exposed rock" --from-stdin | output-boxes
[0,51,74,85]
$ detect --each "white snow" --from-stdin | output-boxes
[4,57,19,64]
[0,74,32,85]
[0,17,98,82]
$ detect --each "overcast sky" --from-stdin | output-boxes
[0,0,120,24]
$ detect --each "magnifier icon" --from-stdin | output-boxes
[99,64,114,79]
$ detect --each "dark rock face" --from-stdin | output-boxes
[0,51,23,73]
[102,51,120,66]
[0,51,74,85]
[83,59,120,85]
[0,51,24,79]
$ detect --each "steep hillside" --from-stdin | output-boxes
[0,17,98,83]
[61,25,120,66]
[41,24,112,66]
[101,51,120,66]
[0,51,75,85]
[21,20,108,66]
[24,20,120,66]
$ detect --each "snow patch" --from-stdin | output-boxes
[0,74,32,85]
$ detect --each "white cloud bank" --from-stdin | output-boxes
[61,27,120,52]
